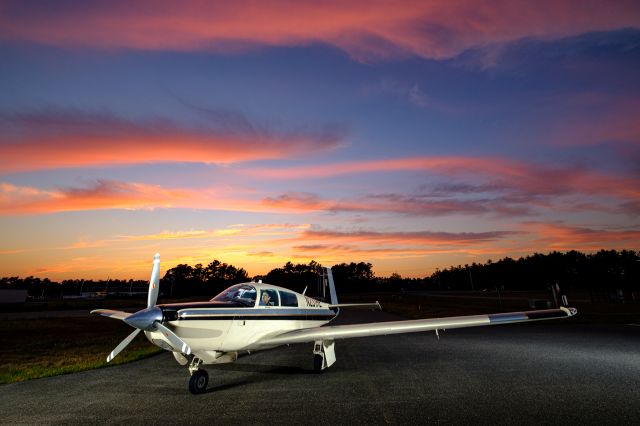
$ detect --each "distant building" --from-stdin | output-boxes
[0,288,28,304]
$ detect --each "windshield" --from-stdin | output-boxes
[211,284,257,306]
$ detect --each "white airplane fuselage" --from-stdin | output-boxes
[144,283,337,364]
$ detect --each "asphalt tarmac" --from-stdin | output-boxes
[1,310,639,425]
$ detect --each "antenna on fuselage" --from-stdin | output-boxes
[302,286,307,296]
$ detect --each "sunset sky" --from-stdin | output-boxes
[1,1,639,280]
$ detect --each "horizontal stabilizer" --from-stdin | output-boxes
[329,302,381,310]
[90,309,131,321]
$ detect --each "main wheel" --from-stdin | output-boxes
[188,369,209,394]
[313,354,324,373]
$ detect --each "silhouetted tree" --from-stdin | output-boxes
[160,260,248,298]
[263,261,323,295]
[331,262,375,292]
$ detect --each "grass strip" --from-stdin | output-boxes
[0,315,162,384]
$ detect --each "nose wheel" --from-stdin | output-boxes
[189,369,209,394]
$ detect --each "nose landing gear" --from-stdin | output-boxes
[188,357,208,394]
[189,369,209,394]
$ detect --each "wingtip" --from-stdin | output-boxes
[560,306,578,316]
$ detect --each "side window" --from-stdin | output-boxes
[279,291,298,307]
[259,289,279,306]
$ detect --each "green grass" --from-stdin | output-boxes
[0,315,162,384]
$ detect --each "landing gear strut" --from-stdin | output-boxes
[188,357,208,394]
[313,340,336,373]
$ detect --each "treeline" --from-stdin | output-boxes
[0,277,148,299]
[158,260,381,298]
[158,249,640,296]
[427,250,640,293]
[1,250,638,300]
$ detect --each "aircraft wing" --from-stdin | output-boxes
[90,309,132,321]
[259,307,576,347]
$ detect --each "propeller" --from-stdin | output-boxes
[93,253,192,362]
[107,329,141,362]
[147,252,160,308]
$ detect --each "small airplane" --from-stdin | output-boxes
[92,254,577,394]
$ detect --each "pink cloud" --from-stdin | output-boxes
[545,93,640,147]
[249,156,640,203]
[301,228,517,245]
[0,108,343,173]
[2,144,639,218]
[1,1,639,60]
[262,191,505,216]
[248,157,508,180]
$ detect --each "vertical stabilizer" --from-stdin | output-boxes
[324,267,338,305]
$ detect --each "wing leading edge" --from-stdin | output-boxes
[259,307,577,347]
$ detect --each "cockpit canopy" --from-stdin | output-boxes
[211,284,257,307]
[210,283,300,308]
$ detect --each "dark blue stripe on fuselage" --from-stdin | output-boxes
[488,312,527,323]
[174,307,338,321]
[178,315,336,321]
[160,301,246,310]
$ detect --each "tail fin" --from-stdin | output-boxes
[323,267,338,305]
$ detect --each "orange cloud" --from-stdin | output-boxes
[0,249,25,255]
[524,222,640,251]
[118,223,310,241]
[286,227,523,262]
[0,180,187,214]
[0,180,273,215]
[1,1,638,60]
[121,230,235,241]
[0,108,343,173]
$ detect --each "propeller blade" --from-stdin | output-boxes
[155,322,192,355]
[147,253,161,308]
[106,328,141,362]
[90,309,131,321]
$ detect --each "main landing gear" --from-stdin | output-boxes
[188,357,208,395]
[313,340,336,373]
[313,354,324,373]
